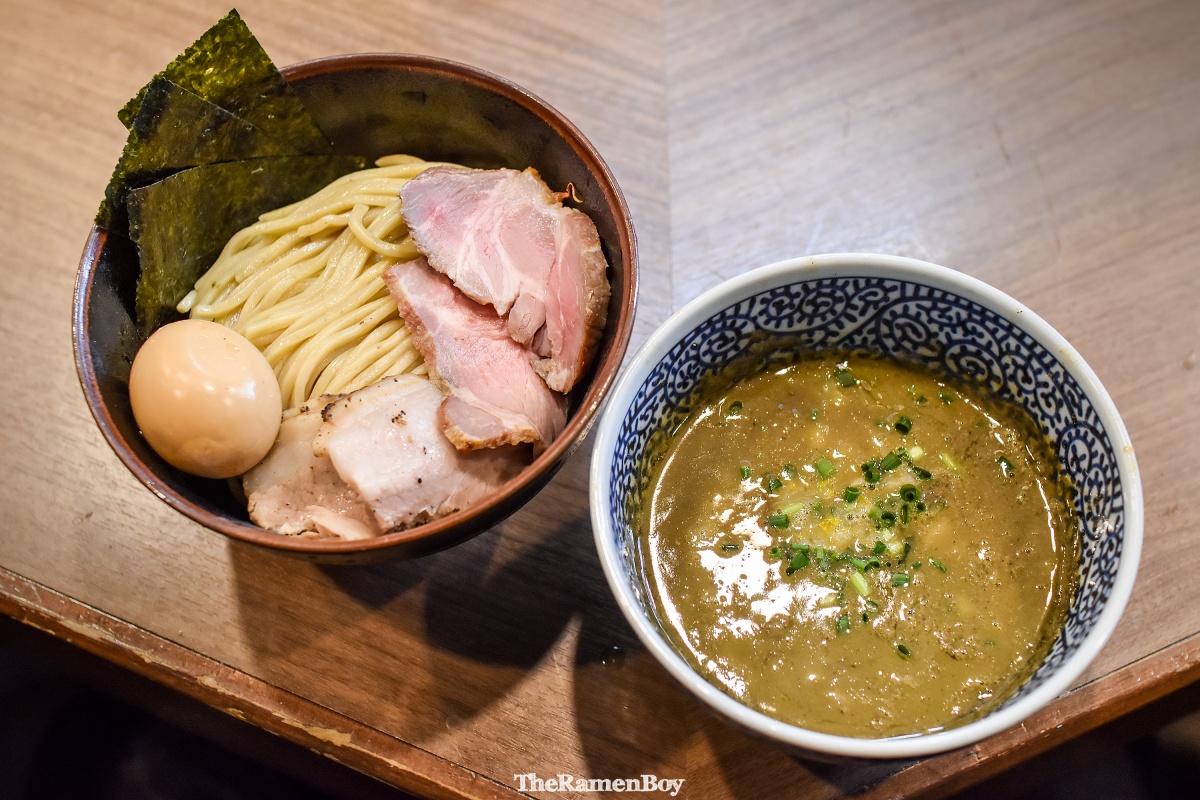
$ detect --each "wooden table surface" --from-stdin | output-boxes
[2,0,1197,797]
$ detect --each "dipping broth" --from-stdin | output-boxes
[638,352,1078,737]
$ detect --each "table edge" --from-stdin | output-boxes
[3,563,1198,800]
[0,565,528,800]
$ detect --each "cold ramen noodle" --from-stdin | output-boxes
[637,352,1078,737]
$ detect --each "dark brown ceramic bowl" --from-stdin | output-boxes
[73,54,637,564]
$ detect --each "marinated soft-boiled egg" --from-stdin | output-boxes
[130,319,281,478]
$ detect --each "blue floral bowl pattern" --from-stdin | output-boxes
[591,255,1142,759]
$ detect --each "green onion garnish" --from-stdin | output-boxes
[913,561,922,568]
[768,546,781,559]
[939,392,954,404]
[810,408,820,421]
[892,573,910,586]
[790,541,808,551]
[880,451,903,471]
[873,540,886,554]
[899,503,910,525]
[916,395,928,405]
[767,513,789,528]
[849,556,869,571]
[916,500,927,512]
[765,475,783,492]
[848,571,871,597]
[867,555,882,568]
[868,505,884,522]
[782,463,797,478]
[836,614,850,633]
[940,452,960,471]
[726,400,743,416]
[997,456,1015,478]
[862,612,870,623]
[862,460,882,484]
[834,369,857,387]
[930,557,947,572]
[900,484,920,503]
[740,466,751,480]
[894,416,913,435]
[897,644,911,658]
[879,510,897,528]
[900,541,911,564]
[789,551,810,571]
[844,486,861,503]
[720,542,740,553]
[814,456,835,478]
[913,465,933,481]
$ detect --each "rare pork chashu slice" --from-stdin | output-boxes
[243,398,379,541]
[399,165,610,392]
[313,374,526,531]
[383,257,567,453]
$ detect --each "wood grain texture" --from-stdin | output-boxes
[1,0,1198,798]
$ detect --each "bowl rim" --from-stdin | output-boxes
[589,252,1143,759]
[73,51,638,555]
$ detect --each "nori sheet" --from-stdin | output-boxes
[129,154,367,338]
[117,10,330,155]
[99,77,300,235]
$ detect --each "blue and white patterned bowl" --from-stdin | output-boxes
[590,253,1142,759]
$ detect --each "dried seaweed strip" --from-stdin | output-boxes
[129,154,367,337]
[99,78,299,234]
[118,10,329,154]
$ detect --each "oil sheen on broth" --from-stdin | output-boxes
[638,352,1077,737]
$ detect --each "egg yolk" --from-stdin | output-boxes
[129,319,282,478]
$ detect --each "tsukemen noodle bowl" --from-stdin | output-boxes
[590,254,1141,758]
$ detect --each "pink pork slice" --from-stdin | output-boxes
[399,165,610,393]
[383,257,568,453]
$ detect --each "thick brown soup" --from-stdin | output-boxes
[638,352,1077,737]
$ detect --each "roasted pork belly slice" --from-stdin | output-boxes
[316,374,526,531]
[383,257,567,453]
[243,398,379,541]
[399,165,610,392]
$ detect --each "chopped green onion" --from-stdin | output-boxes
[915,500,927,512]
[865,599,880,609]
[900,484,920,503]
[834,369,857,387]
[844,486,861,504]
[862,460,882,484]
[899,503,910,525]
[930,557,947,572]
[900,541,911,564]
[810,408,820,421]
[897,644,912,658]
[916,395,928,405]
[997,456,1015,478]
[880,451,903,471]
[836,614,850,633]
[862,612,870,623]
[849,556,870,571]
[767,546,781,559]
[913,561,922,568]
[720,542,741,553]
[868,505,884,521]
[726,400,743,416]
[940,452,960,471]
[873,540,886,555]
[814,456,835,479]
[767,513,789,528]
[790,541,808,551]
[867,556,882,568]
[939,392,955,404]
[879,510,897,528]
[789,551,810,571]
[892,573,911,586]
[766,475,783,493]
[782,463,797,478]
[894,416,913,435]
[848,571,871,597]
[740,466,751,480]
[913,465,933,481]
